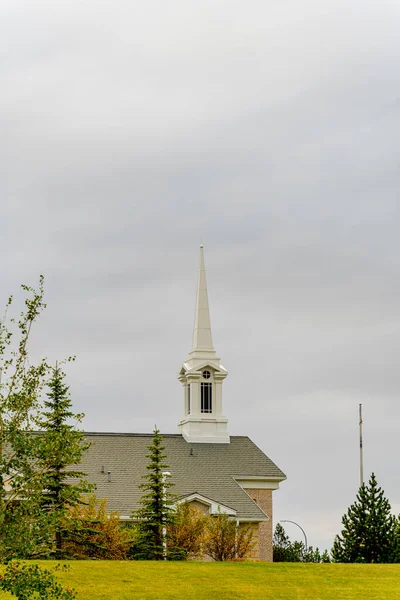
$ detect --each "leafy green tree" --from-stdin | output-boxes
[0,277,52,559]
[0,562,76,600]
[0,278,77,596]
[332,473,396,563]
[132,428,176,560]
[37,363,91,556]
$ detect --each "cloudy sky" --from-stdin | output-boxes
[2,0,400,551]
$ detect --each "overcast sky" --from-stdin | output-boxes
[2,0,400,552]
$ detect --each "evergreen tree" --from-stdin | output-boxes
[37,363,91,555]
[273,526,306,562]
[273,523,330,563]
[393,516,400,563]
[332,473,396,563]
[132,428,176,560]
[273,523,292,562]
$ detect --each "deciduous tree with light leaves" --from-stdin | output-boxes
[0,277,83,596]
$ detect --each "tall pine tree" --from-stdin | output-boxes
[38,363,91,555]
[332,472,396,563]
[132,428,176,560]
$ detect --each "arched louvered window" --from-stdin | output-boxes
[201,382,212,413]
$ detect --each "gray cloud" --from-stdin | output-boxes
[2,0,400,551]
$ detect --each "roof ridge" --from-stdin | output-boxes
[82,432,251,437]
[83,432,184,437]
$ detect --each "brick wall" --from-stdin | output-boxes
[239,522,259,560]
[185,494,273,562]
[243,489,273,562]
[188,499,211,515]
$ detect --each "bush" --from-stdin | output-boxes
[0,562,76,600]
[63,495,135,559]
[204,512,255,561]
[167,503,208,560]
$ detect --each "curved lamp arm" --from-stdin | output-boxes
[280,520,308,552]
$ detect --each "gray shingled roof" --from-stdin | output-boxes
[80,433,286,521]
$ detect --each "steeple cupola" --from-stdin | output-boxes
[178,246,229,444]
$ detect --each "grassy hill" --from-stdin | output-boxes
[29,561,400,600]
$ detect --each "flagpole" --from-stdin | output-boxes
[359,403,364,487]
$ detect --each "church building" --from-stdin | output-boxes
[82,246,286,561]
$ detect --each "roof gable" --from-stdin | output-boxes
[177,493,236,516]
[180,361,227,376]
[80,433,285,521]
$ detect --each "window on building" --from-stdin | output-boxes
[201,382,212,413]
[187,383,191,414]
[202,370,211,379]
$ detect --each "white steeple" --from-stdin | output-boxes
[178,246,229,444]
[191,245,214,354]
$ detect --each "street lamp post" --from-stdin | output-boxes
[280,520,308,552]
[162,471,171,560]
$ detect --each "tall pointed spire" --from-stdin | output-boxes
[191,245,214,352]
[178,246,229,444]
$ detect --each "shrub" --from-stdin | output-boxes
[167,503,208,560]
[0,562,76,600]
[63,495,135,559]
[204,512,255,561]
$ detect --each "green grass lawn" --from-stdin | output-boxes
[9,561,397,600]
